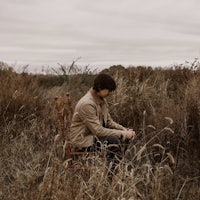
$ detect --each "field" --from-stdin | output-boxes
[0,60,200,199]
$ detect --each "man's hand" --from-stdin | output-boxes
[123,129,136,140]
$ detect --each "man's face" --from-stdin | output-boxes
[97,89,111,98]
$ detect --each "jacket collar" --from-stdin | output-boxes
[89,88,105,105]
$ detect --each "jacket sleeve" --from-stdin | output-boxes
[78,103,124,138]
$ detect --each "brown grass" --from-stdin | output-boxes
[0,60,200,199]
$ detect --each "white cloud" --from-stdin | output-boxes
[0,0,200,72]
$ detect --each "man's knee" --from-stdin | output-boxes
[105,136,120,145]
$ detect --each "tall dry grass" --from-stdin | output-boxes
[0,60,200,199]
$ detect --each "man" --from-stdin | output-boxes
[70,73,135,175]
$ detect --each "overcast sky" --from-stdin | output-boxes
[1,0,200,72]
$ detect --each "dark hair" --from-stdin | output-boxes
[93,73,116,92]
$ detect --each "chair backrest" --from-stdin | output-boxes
[54,93,73,141]
[54,93,74,166]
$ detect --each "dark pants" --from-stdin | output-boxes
[78,136,122,179]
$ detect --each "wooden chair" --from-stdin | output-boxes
[54,94,103,169]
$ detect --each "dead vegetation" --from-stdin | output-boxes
[0,60,200,199]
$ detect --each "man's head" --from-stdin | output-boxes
[93,73,116,98]
[93,73,116,92]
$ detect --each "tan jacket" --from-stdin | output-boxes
[70,88,125,148]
